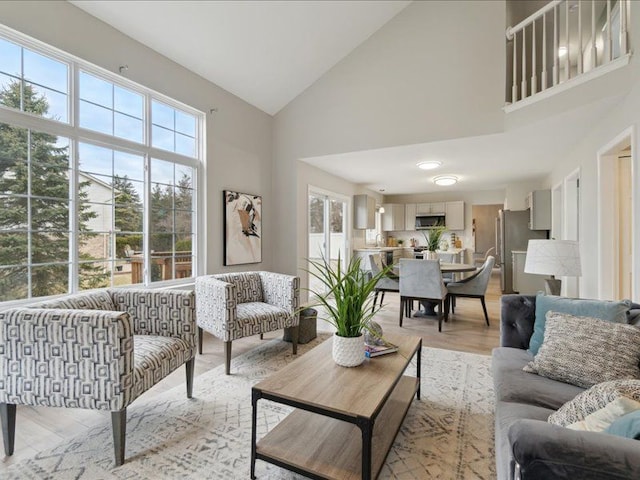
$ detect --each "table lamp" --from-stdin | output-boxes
[524,239,581,296]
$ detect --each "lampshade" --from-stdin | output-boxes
[524,239,582,277]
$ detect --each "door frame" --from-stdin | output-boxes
[563,168,580,297]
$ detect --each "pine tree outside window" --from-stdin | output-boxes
[0,28,202,303]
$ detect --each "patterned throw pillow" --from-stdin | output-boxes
[524,311,640,389]
[549,379,640,426]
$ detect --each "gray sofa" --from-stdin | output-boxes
[493,294,640,480]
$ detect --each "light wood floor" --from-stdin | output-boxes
[1,270,502,468]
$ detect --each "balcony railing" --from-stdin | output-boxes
[506,0,630,109]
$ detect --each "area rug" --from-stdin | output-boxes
[2,335,495,480]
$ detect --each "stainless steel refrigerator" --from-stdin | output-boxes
[496,210,548,293]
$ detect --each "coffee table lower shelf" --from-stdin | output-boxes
[255,375,418,480]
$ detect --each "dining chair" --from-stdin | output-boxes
[446,255,495,326]
[437,252,458,283]
[369,254,402,314]
[399,258,448,332]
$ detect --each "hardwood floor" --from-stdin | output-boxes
[1,270,502,468]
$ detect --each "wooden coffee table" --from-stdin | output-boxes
[251,333,422,480]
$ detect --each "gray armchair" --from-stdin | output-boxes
[195,271,299,375]
[0,288,197,466]
[399,259,448,331]
[446,255,495,326]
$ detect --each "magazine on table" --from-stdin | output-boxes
[365,340,399,358]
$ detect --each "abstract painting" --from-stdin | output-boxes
[224,190,262,265]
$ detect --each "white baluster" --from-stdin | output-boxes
[512,31,518,102]
[521,25,527,99]
[542,13,547,90]
[591,0,597,69]
[606,0,612,62]
[553,4,559,85]
[620,0,628,54]
[565,0,570,81]
[577,1,582,74]
[531,19,537,95]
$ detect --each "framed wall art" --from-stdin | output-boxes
[223,190,262,265]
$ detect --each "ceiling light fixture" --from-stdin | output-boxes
[433,175,458,186]
[558,46,567,57]
[378,206,385,213]
[417,160,442,170]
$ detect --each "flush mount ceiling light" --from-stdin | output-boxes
[558,46,567,57]
[416,160,442,170]
[433,175,458,186]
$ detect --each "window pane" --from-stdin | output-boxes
[32,231,69,263]
[0,232,28,264]
[0,72,18,94]
[0,196,27,228]
[151,159,174,185]
[79,71,112,108]
[116,232,142,260]
[79,260,110,290]
[0,266,28,301]
[115,205,143,233]
[32,198,69,230]
[0,38,21,77]
[80,100,113,135]
[114,151,144,182]
[23,50,68,93]
[26,83,68,123]
[175,133,195,157]
[79,143,113,177]
[151,207,174,232]
[175,186,193,211]
[176,234,192,253]
[0,162,29,195]
[79,231,111,263]
[114,86,143,118]
[175,166,193,188]
[175,210,192,234]
[114,112,143,143]
[151,100,173,129]
[31,263,69,297]
[151,233,173,253]
[31,167,69,198]
[175,110,195,136]
[152,124,174,152]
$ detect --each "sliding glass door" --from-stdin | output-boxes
[308,188,349,295]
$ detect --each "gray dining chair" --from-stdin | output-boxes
[446,255,495,326]
[399,258,449,332]
[437,252,458,283]
[369,254,403,314]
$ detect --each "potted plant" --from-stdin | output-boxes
[306,253,391,367]
[422,225,446,259]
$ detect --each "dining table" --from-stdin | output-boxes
[392,262,478,317]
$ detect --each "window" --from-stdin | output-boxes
[0,28,203,303]
[365,209,382,246]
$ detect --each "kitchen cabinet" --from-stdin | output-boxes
[404,203,416,231]
[445,201,464,230]
[353,194,375,230]
[416,202,445,214]
[381,203,405,231]
[526,190,551,230]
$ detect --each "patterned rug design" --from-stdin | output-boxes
[2,335,495,479]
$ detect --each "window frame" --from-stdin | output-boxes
[0,24,204,305]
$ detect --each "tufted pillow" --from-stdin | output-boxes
[566,396,640,432]
[605,409,640,439]
[524,311,640,389]
[528,293,631,355]
[549,379,640,426]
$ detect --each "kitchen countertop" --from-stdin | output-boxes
[353,247,406,252]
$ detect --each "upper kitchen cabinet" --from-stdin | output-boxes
[526,190,551,230]
[416,202,446,214]
[381,203,405,231]
[445,201,464,231]
[353,194,375,229]
[404,203,416,231]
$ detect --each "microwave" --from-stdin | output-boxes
[415,213,446,230]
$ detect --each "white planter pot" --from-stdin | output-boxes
[332,333,365,367]
[425,251,438,260]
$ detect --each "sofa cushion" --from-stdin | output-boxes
[549,379,640,427]
[567,397,640,432]
[34,290,116,311]
[524,312,640,389]
[605,409,640,439]
[528,294,630,355]
[492,347,583,410]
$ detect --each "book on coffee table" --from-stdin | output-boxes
[365,342,399,358]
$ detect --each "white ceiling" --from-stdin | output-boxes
[70,0,410,115]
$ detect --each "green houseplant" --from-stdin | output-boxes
[422,225,446,255]
[306,253,392,366]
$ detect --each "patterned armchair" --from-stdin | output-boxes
[0,288,196,466]
[195,271,299,375]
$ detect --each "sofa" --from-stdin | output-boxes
[493,294,640,480]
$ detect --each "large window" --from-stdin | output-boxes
[0,28,202,302]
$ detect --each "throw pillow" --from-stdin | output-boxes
[549,379,640,426]
[528,293,630,355]
[524,312,640,389]
[567,396,640,432]
[605,409,640,439]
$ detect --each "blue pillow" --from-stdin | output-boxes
[605,409,640,440]
[528,294,631,355]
